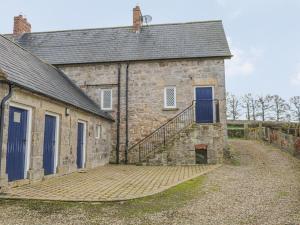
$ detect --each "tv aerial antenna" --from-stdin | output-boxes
[142,15,152,25]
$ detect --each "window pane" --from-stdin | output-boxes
[166,88,175,107]
[96,125,101,139]
[102,90,112,109]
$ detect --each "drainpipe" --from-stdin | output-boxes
[0,81,14,173]
[116,64,121,164]
[125,64,129,164]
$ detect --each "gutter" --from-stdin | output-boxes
[53,56,233,67]
[5,81,114,122]
[0,81,14,174]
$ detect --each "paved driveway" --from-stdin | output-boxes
[0,164,219,201]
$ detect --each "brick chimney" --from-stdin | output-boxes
[13,15,31,36]
[133,5,142,33]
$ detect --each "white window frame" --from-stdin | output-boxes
[45,112,60,174]
[9,102,32,179]
[164,86,177,109]
[95,124,101,139]
[101,89,113,111]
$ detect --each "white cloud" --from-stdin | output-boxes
[226,38,263,78]
[290,65,300,86]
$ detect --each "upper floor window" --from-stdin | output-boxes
[101,89,112,110]
[164,86,176,108]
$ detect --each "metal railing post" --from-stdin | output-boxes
[163,127,166,146]
[138,144,141,163]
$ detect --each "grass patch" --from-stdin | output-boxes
[227,124,244,129]
[276,191,289,199]
[118,175,205,217]
[207,184,221,192]
[0,175,206,221]
[228,137,245,140]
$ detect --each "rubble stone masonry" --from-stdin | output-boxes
[0,86,112,187]
[59,58,227,163]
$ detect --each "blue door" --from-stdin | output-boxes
[195,87,214,123]
[43,115,57,175]
[76,122,85,168]
[6,107,28,182]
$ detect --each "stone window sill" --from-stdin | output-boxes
[162,108,179,111]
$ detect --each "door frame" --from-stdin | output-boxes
[193,86,216,123]
[77,120,87,168]
[8,102,32,179]
[44,112,60,174]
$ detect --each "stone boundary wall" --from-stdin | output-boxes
[228,121,300,159]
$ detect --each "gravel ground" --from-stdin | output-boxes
[143,140,300,225]
[0,140,299,225]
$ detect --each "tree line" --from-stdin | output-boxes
[226,93,300,122]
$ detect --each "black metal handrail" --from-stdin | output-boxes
[128,99,220,163]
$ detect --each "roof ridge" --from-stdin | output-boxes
[3,20,223,35]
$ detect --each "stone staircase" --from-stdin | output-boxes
[128,102,196,164]
[138,123,224,166]
[128,100,224,165]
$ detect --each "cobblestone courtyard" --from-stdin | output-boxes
[0,140,299,225]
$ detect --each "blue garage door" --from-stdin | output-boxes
[76,122,85,169]
[43,115,57,175]
[195,87,214,123]
[6,106,28,182]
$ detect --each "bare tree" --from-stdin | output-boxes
[241,94,251,120]
[226,93,240,120]
[242,93,258,120]
[250,96,258,121]
[256,95,273,121]
[272,95,289,121]
[290,96,300,122]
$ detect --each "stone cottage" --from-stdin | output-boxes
[0,35,113,187]
[4,6,231,169]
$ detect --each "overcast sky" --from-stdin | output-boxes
[1,0,299,99]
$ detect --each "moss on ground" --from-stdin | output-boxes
[224,144,241,166]
[0,175,206,221]
[276,191,289,199]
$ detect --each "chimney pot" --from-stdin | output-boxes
[133,5,142,33]
[13,15,31,36]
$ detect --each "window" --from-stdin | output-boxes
[101,89,112,110]
[95,125,101,139]
[164,86,176,108]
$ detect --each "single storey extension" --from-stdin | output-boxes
[0,35,113,187]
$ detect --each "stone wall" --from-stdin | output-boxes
[168,124,224,165]
[246,126,300,159]
[0,87,112,187]
[138,124,224,165]
[59,58,227,162]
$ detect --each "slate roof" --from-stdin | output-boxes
[6,20,231,65]
[0,35,113,120]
